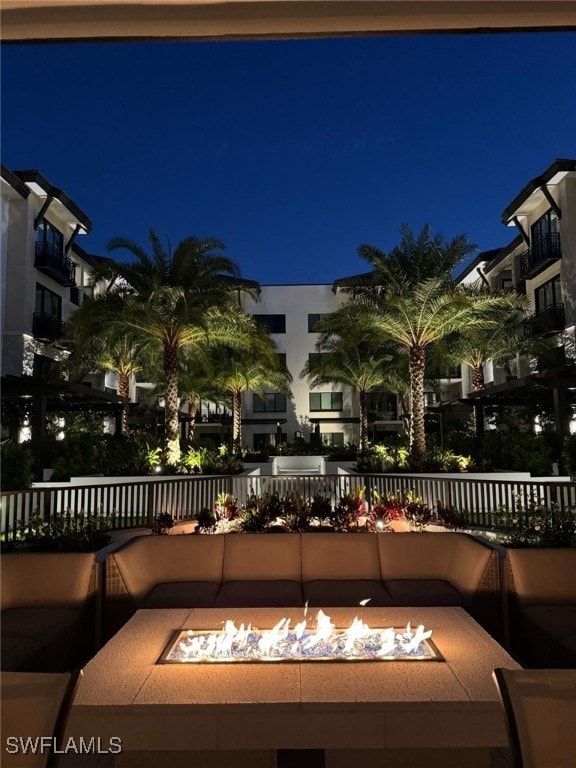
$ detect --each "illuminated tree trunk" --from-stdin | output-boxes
[471,364,485,437]
[232,390,242,448]
[358,389,368,450]
[409,345,426,468]
[163,342,180,466]
[188,400,197,442]
[117,371,130,434]
[472,365,485,391]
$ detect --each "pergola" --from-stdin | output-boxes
[1,376,127,480]
[460,370,576,438]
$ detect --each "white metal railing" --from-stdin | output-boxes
[1,473,575,541]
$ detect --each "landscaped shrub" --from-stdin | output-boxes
[451,432,555,476]
[241,492,284,532]
[17,509,112,552]
[310,493,332,524]
[281,491,313,532]
[491,493,576,547]
[151,513,174,535]
[329,487,366,531]
[354,442,470,474]
[435,500,469,531]
[180,444,244,475]
[1,442,34,490]
[50,433,161,481]
[365,490,406,532]
[414,447,473,473]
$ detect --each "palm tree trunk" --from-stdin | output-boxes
[358,389,368,450]
[188,400,197,442]
[471,365,485,437]
[163,342,180,465]
[408,345,426,467]
[117,371,130,435]
[232,390,242,449]
[472,366,485,391]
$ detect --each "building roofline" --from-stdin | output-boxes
[1,164,30,198]
[70,242,104,270]
[452,251,498,284]
[13,169,93,233]
[501,158,576,224]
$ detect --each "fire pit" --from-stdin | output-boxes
[158,610,443,663]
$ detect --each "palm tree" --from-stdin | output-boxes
[301,329,394,449]
[357,224,476,290]
[176,353,226,442]
[212,329,292,448]
[444,301,530,393]
[65,293,149,434]
[439,298,531,435]
[93,230,259,465]
[333,278,524,467]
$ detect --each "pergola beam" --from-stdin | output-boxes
[2,1,576,43]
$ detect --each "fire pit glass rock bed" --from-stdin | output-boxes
[159,610,443,663]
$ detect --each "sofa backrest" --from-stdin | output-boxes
[0,552,95,610]
[377,533,492,599]
[222,534,301,581]
[301,533,381,581]
[111,535,225,600]
[508,548,576,606]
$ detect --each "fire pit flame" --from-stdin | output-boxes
[161,610,441,664]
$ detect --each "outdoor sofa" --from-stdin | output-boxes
[0,553,98,673]
[105,532,500,637]
[506,548,576,668]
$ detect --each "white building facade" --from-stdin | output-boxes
[1,166,95,380]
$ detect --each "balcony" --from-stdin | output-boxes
[32,312,65,342]
[523,303,566,338]
[35,242,76,286]
[519,232,561,279]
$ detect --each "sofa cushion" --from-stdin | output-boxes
[384,579,467,607]
[222,534,301,581]
[141,581,221,609]
[301,533,381,581]
[523,605,576,640]
[0,553,95,610]
[518,604,576,668]
[215,580,304,608]
[1,607,81,672]
[1,607,80,638]
[378,533,492,601]
[112,535,225,601]
[0,638,44,672]
[303,580,393,607]
[509,549,576,607]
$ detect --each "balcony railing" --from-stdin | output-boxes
[523,303,566,338]
[35,242,76,286]
[519,232,562,279]
[32,312,65,342]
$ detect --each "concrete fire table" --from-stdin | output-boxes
[65,607,520,768]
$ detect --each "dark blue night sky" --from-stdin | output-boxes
[2,32,575,283]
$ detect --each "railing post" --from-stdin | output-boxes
[146,483,156,528]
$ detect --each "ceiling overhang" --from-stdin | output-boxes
[3,1,576,43]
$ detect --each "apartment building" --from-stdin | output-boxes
[452,158,576,436]
[190,281,406,449]
[1,166,95,379]
[0,167,127,468]
[3,158,573,453]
